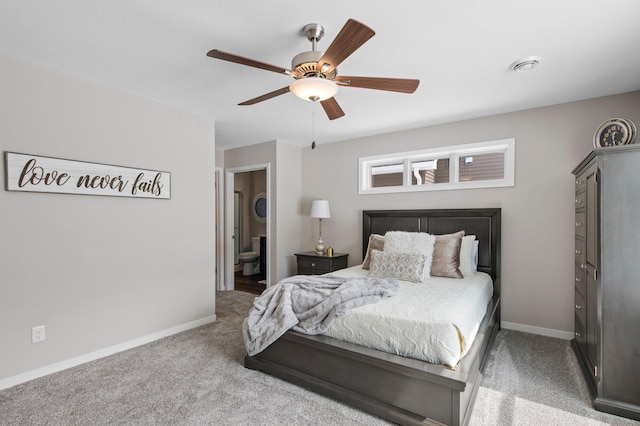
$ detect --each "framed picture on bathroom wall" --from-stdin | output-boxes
[252,192,266,223]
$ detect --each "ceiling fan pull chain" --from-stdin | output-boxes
[311,111,316,149]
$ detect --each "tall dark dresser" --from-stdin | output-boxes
[572,145,640,421]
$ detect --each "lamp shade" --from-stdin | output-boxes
[290,77,339,102]
[310,199,331,219]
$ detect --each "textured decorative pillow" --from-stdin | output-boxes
[459,235,477,276]
[431,231,465,279]
[362,234,384,270]
[368,250,429,283]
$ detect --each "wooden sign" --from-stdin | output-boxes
[4,152,171,199]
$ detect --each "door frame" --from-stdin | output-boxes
[224,163,271,291]
[215,167,225,291]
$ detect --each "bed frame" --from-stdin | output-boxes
[245,208,501,426]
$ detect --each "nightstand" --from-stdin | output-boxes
[295,252,349,275]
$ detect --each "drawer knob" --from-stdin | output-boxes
[575,222,584,227]
[575,249,582,255]
[575,277,582,282]
[580,264,587,271]
[575,198,582,204]
[575,179,583,185]
[575,332,582,337]
[311,262,315,267]
[575,304,584,310]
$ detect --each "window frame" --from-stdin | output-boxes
[358,138,515,195]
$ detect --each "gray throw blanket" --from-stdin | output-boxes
[242,274,399,356]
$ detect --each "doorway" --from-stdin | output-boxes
[225,164,270,294]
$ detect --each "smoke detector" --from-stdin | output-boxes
[510,56,541,72]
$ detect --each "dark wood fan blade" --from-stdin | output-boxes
[317,19,375,74]
[239,86,291,105]
[335,76,420,93]
[207,49,293,75]
[320,97,345,120]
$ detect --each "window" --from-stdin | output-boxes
[371,163,403,188]
[359,138,515,194]
[458,152,504,182]
[410,158,450,185]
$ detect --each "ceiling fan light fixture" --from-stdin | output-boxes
[289,77,339,102]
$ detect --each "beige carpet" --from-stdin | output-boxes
[471,329,639,425]
[1,290,638,425]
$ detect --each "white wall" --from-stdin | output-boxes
[0,54,216,384]
[301,91,640,337]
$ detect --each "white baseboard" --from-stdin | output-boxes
[0,314,217,391]
[501,321,574,340]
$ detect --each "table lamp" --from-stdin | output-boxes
[310,199,330,255]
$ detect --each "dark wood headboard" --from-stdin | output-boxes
[362,208,501,293]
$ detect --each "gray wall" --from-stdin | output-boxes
[301,91,640,336]
[275,141,303,279]
[0,54,216,382]
[224,140,303,283]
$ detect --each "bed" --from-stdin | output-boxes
[244,208,501,426]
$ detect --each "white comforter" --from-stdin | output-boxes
[323,265,493,368]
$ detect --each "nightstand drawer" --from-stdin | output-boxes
[295,252,349,275]
[298,257,331,272]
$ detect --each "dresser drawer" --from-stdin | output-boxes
[575,288,586,331]
[574,310,587,356]
[575,176,587,194]
[575,212,586,239]
[575,239,586,266]
[575,264,586,297]
[574,285,586,358]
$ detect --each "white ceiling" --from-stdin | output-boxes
[1,1,640,150]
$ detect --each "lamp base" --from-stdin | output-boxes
[315,237,325,255]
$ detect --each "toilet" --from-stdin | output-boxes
[238,237,260,276]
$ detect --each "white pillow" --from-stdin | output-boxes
[472,240,479,271]
[383,231,435,255]
[383,231,435,277]
[368,250,429,283]
[459,235,478,276]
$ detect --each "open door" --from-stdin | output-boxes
[225,164,270,291]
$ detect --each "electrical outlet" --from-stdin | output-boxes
[32,325,45,343]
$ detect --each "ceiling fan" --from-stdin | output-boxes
[207,19,420,120]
